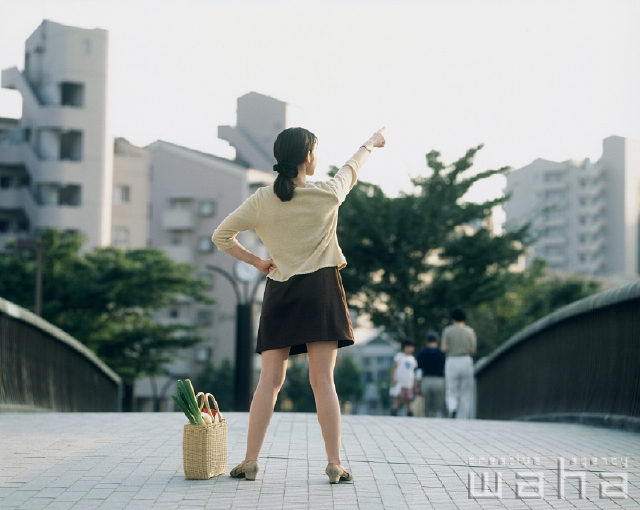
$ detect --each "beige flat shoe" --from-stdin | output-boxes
[325,463,353,484]
[230,460,259,481]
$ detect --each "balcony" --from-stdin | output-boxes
[0,188,24,209]
[541,179,567,192]
[545,254,567,267]
[162,244,194,265]
[0,187,38,220]
[162,209,195,231]
[0,141,23,165]
[543,216,567,228]
[1,68,87,129]
[539,236,566,247]
[0,141,84,183]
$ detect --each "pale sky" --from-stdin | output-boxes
[1,0,639,202]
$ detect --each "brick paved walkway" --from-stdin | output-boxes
[0,412,637,509]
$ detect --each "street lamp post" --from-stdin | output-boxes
[15,239,43,316]
[206,262,263,412]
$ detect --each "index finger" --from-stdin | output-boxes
[377,127,385,133]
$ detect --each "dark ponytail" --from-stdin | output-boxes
[272,127,317,202]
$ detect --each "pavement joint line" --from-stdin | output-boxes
[1,412,638,510]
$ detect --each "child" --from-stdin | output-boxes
[390,340,418,416]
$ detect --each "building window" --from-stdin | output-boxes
[169,307,179,319]
[544,172,563,183]
[60,82,84,107]
[0,176,11,189]
[114,185,130,204]
[197,309,213,327]
[0,220,9,233]
[35,183,81,206]
[58,185,81,206]
[113,227,129,249]
[60,131,82,161]
[169,198,193,209]
[36,184,57,205]
[198,236,213,253]
[199,200,217,217]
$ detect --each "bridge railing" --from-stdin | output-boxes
[0,297,121,411]
[474,281,640,430]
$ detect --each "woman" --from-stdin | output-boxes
[212,126,385,483]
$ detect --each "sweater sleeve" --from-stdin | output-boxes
[211,192,260,251]
[325,159,360,204]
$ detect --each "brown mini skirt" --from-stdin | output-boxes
[256,266,355,356]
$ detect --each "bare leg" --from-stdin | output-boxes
[244,347,290,461]
[307,341,341,466]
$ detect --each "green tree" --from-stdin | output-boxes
[0,230,213,410]
[334,353,364,407]
[469,259,602,358]
[194,359,235,412]
[280,360,315,412]
[335,145,529,348]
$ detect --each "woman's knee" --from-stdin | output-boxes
[258,368,287,392]
[308,370,334,393]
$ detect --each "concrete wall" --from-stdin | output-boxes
[0,20,112,249]
[112,138,149,249]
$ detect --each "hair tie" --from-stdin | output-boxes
[273,162,298,179]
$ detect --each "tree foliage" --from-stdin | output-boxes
[334,353,364,405]
[335,145,528,347]
[469,259,602,359]
[334,145,602,357]
[0,230,213,386]
[194,359,235,412]
[279,360,315,412]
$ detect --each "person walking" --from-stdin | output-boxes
[416,330,446,417]
[212,126,386,483]
[390,340,419,417]
[441,307,476,419]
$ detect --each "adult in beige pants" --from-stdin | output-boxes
[441,307,476,419]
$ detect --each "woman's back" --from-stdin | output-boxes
[213,164,357,281]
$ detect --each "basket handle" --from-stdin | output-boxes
[196,392,224,422]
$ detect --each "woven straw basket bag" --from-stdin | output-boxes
[183,392,228,479]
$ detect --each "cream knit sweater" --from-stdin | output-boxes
[212,158,361,282]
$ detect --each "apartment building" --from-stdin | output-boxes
[0,20,114,249]
[504,136,640,279]
[2,20,295,411]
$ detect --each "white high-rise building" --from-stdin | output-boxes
[0,20,114,249]
[504,136,640,279]
[1,21,151,251]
